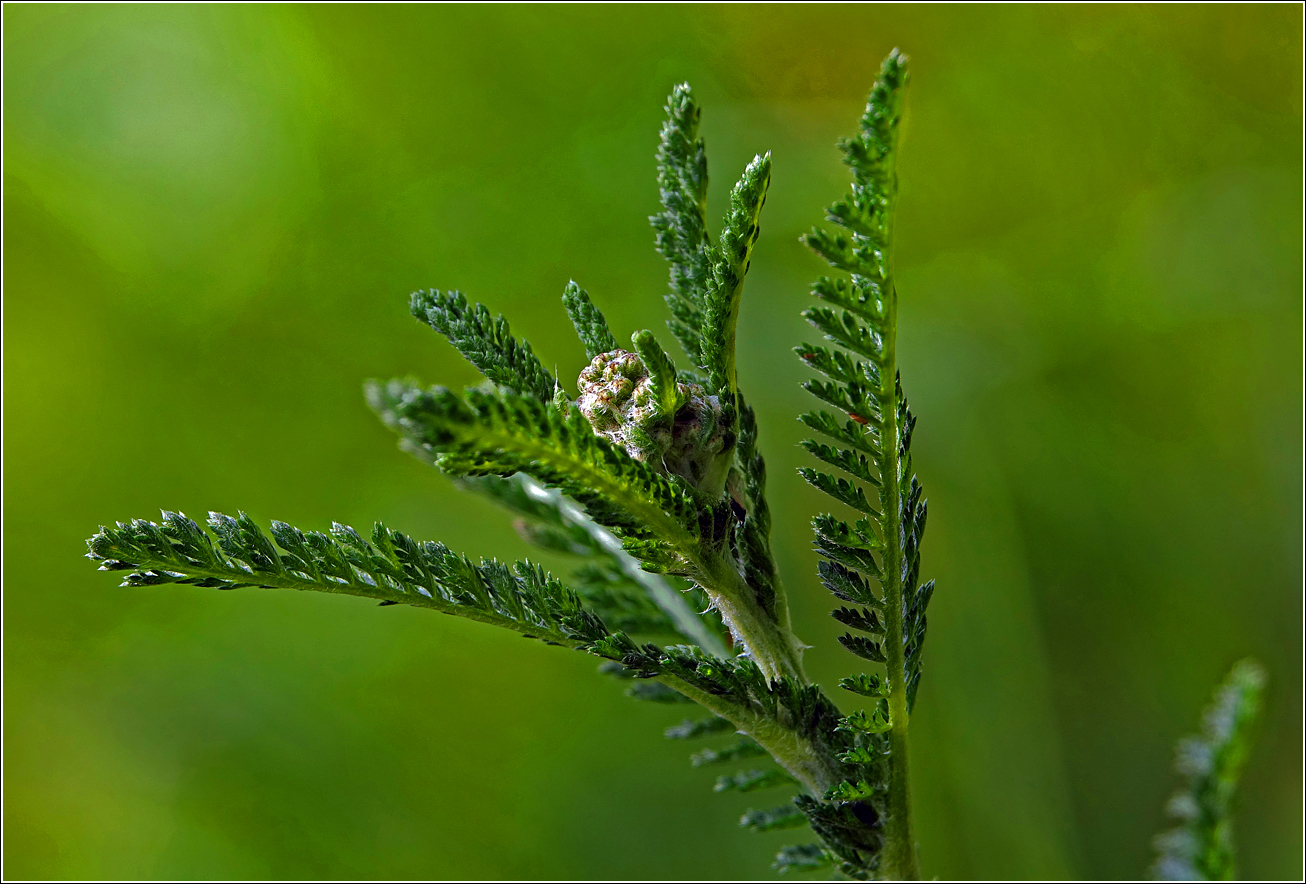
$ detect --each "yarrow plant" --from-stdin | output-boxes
[1152,660,1266,881]
[86,50,1265,880]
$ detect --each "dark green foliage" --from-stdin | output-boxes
[818,560,881,607]
[1152,660,1267,881]
[792,48,928,878]
[799,409,878,456]
[85,510,611,648]
[800,439,880,486]
[832,606,884,634]
[904,575,933,712]
[732,396,780,619]
[839,707,891,736]
[700,152,770,404]
[410,289,556,402]
[590,636,836,735]
[366,378,698,569]
[813,514,881,554]
[651,82,712,366]
[561,280,618,361]
[796,792,884,879]
[799,467,877,516]
[838,634,887,664]
[839,673,889,698]
[631,328,684,416]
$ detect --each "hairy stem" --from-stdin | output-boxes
[657,671,840,796]
[702,557,807,684]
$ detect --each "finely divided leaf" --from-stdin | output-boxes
[792,48,925,880]
[562,281,619,361]
[366,378,698,569]
[86,510,611,647]
[701,152,771,402]
[411,290,557,402]
[1152,659,1267,881]
[652,83,713,365]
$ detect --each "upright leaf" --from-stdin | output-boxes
[794,48,922,881]
[1153,659,1267,881]
[411,289,557,402]
[701,152,771,405]
[651,83,712,365]
[561,281,619,361]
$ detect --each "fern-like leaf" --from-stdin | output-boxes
[86,510,611,646]
[793,48,924,880]
[410,289,556,402]
[1152,659,1267,881]
[87,510,848,799]
[561,280,619,360]
[701,151,771,404]
[652,83,712,365]
[366,378,698,568]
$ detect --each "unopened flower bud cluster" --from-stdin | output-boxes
[577,350,726,490]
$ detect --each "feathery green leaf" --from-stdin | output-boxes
[366,378,698,566]
[86,510,610,646]
[795,47,922,880]
[652,83,712,365]
[561,281,619,360]
[701,152,771,402]
[1152,659,1267,881]
[410,290,556,402]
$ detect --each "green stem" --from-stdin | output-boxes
[700,555,808,684]
[877,279,919,880]
[656,671,840,796]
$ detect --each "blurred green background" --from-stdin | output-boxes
[3,4,1301,880]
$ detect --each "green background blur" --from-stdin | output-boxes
[4,4,1301,880]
